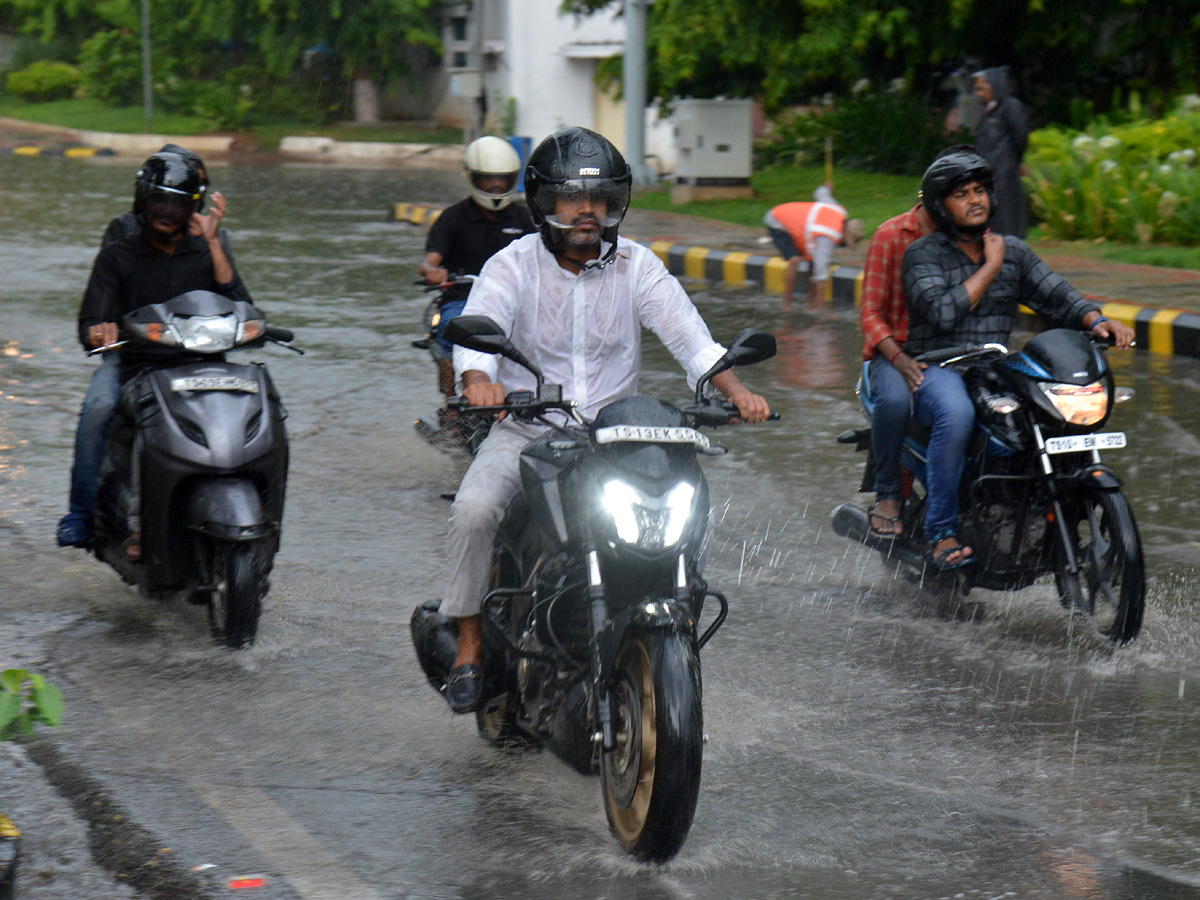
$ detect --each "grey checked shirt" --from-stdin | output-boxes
[902,232,1099,356]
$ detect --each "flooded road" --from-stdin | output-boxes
[3,156,1200,898]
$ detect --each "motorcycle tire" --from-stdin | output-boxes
[208,541,267,649]
[1054,487,1145,644]
[601,631,703,863]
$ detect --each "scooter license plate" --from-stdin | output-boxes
[1044,431,1126,454]
[170,375,259,393]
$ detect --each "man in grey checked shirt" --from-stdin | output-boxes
[901,146,1134,572]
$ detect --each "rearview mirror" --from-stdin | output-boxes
[694,328,776,402]
[442,314,544,383]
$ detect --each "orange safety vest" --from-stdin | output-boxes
[770,202,848,259]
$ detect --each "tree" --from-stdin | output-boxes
[564,0,1200,122]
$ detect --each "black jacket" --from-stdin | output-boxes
[77,232,251,350]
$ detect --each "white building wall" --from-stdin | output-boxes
[486,0,625,143]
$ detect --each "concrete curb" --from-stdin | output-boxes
[282,137,462,168]
[389,201,1199,358]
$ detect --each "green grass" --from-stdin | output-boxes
[1028,232,1200,271]
[633,163,921,236]
[0,96,463,150]
[0,96,210,135]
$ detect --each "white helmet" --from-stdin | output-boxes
[463,136,521,211]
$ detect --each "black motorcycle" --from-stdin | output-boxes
[831,328,1144,643]
[92,290,298,647]
[412,315,777,862]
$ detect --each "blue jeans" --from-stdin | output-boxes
[867,355,911,501]
[434,298,469,358]
[911,365,974,539]
[66,353,123,520]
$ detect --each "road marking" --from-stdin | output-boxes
[192,783,388,900]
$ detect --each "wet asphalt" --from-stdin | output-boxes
[2,156,1200,899]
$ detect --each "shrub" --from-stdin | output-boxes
[78,29,143,107]
[5,60,80,102]
[1027,97,1200,244]
[758,91,969,177]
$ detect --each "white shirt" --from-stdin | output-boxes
[454,234,726,420]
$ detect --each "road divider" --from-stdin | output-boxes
[388,202,1197,358]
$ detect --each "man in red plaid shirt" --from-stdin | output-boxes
[858,197,935,538]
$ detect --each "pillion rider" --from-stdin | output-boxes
[900,145,1134,572]
[56,151,252,551]
[437,126,771,714]
[418,136,534,408]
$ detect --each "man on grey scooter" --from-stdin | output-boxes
[56,151,251,553]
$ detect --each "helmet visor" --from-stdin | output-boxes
[534,178,630,229]
[469,171,518,195]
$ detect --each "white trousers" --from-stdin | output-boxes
[439,416,547,618]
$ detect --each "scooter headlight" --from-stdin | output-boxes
[172,314,238,352]
[601,479,696,551]
[1039,380,1109,425]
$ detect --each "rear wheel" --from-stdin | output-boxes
[1054,488,1145,643]
[601,631,703,863]
[209,542,267,648]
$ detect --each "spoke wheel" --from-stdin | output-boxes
[601,632,703,863]
[1055,488,1145,643]
[208,542,266,648]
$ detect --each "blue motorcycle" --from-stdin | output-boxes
[831,328,1145,643]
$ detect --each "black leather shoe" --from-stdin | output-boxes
[443,663,481,714]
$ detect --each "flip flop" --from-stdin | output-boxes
[867,505,902,540]
[927,535,974,572]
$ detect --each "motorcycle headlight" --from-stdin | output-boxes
[1040,380,1109,425]
[601,479,696,551]
[173,314,238,352]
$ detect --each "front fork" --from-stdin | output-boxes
[1032,422,1107,577]
[587,548,696,753]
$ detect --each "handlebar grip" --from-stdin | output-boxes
[447,395,470,410]
[767,410,781,420]
[265,326,294,343]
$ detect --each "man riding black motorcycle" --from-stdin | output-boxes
[900,146,1134,572]
[418,136,533,407]
[438,126,771,713]
[56,150,251,551]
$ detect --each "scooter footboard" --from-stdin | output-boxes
[185,477,271,540]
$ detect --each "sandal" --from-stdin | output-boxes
[868,504,903,540]
[927,532,974,572]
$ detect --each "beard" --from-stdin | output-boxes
[561,216,602,250]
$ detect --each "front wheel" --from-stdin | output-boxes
[1054,487,1145,643]
[208,542,268,648]
[601,630,703,863]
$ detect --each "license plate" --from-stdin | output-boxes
[594,425,710,450]
[170,375,259,393]
[1044,432,1126,454]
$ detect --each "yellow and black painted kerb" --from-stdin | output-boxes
[0,144,115,158]
[389,202,1198,359]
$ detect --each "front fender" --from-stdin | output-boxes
[1064,463,1124,491]
[185,477,272,540]
[597,599,695,686]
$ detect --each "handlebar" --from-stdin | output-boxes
[448,391,778,429]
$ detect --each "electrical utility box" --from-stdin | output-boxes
[671,98,753,185]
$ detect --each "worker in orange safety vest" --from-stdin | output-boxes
[764,184,864,310]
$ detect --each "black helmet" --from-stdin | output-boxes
[134,151,206,217]
[920,144,995,239]
[525,126,632,265]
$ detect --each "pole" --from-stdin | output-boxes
[824,135,833,188]
[623,0,654,186]
[140,0,153,123]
